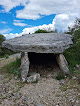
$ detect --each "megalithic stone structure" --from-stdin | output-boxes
[2,33,73,82]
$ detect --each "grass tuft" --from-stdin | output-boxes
[56,72,65,80]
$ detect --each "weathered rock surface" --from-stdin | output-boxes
[26,72,40,83]
[59,79,65,85]
[75,64,80,69]
[21,52,29,82]
[56,54,69,75]
[2,33,73,53]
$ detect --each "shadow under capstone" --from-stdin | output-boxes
[28,52,60,77]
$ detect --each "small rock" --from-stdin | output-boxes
[13,93,22,99]
[69,98,75,103]
[22,95,28,105]
[76,100,79,103]
[26,73,40,83]
[6,93,12,99]
[59,79,65,85]
[72,76,77,80]
[37,102,43,106]
[75,64,80,69]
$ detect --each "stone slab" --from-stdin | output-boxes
[2,33,73,53]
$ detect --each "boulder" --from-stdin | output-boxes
[75,64,80,69]
[26,73,40,83]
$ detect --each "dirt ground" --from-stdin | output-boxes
[0,54,80,106]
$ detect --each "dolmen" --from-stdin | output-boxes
[2,33,73,82]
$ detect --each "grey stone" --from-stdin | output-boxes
[72,76,77,80]
[37,102,43,106]
[13,93,22,99]
[22,95,29,105]
[2,33,73,53]
[26,73,40,83]
[21,52,29,82]
[75,64,80,69]
[59,79,65,85]
[56,54,69,75]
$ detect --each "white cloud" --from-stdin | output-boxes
[0,28,12,34]
[16,0,80,20]
[13,22,27,27]
[4,33,21,39]
[13,20,28,27]
[22,13,76,34]
[0,0,80,20]
[52,14,75,32]
[1,21,7,24]
[22,23,55,34]
[0,0,28,12]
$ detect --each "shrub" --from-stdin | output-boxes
[0,34,5,44]
[4,54,9,59]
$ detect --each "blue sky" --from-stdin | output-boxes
[0,0,80,39]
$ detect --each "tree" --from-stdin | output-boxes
[67,18,80,35]
[34,29,55,33]
[0,34,6,44]
[0,34,6,55]
[0,34,15,57]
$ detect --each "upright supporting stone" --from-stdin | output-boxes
[21,52,29,82]
[56,54,69,75]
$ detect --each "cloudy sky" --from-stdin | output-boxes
[0,0,80,39]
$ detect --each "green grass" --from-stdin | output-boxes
[1,58,21,79]
[74,69,80,74]
[4,54,9,58]
[56,72,65,80]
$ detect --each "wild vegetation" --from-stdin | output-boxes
[64,18,80,74]
[1,58,21,79]
[0,34,15,58]
[34,29,56,33]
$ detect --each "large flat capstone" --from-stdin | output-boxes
[2,33,73,53]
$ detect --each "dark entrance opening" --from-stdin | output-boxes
[28,52,60,77]
[28,52,57,66]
